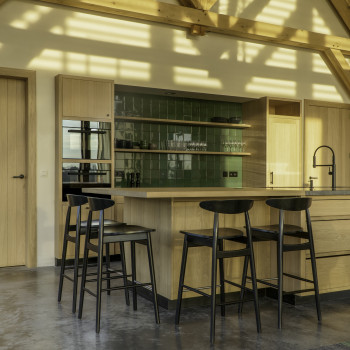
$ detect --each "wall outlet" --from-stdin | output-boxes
[223,171,228,177]
[229,171,238,177]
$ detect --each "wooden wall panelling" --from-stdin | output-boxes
[242,98,267,188]
[304,100,350,187]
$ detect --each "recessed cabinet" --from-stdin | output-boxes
[60,75,113,120]
[243,97,302,188]
[55,74,115,263]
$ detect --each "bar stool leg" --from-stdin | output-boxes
[58,234,68,303]
[72,230,80,313]
[238,255,249,314]
[309,237,322,322]
[96,238,104,333]
[131,241,137,311]
[210,243,218,345]
[175,236,189,325]
[146,232,160,324]
[120,242,130,306]
[249,247,261,332]
[218,240,225,317]
[277,237,283,329]
[78,233,90,319]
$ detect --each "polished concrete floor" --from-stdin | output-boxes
[0,264,350,350]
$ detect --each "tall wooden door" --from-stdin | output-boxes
[267,115,301,187]
[0,78,26,266]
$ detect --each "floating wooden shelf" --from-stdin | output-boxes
[115,116,251,129]
[114,148,251,156]
[62,159,112,163]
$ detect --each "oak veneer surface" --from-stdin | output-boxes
[84,187,306,198]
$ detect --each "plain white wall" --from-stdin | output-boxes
[0,0,349,266]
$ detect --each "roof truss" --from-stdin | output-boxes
[3,0,350,97]
[178,0,218,10]
[328,0,350,34]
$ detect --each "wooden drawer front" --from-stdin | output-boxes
[311,219,350,255]
[306,255,350,294]
[310,199,350,217]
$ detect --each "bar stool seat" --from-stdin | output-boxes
[58,194,128,314]
[175,199,261,345]
[250,197,321,328]
[78,197,160,333]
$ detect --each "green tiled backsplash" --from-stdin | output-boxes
[114,92,243,188]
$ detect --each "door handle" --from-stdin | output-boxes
[270,171,274,184]
[13,174,24,179]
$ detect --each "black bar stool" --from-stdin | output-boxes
[78,196,160,333]
[249,197,321,328]
[58,194,128,313]
[175,199,261,344]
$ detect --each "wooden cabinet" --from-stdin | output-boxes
[243,97,302,188]
[55,74,115,262]
[267,115,301,187]
[304,99,350,187]
[60,75,113,120]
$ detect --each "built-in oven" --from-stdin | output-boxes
[62,162,111,200]
[62,120,111,160]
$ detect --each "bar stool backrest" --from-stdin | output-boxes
[200,199,254,214]
[67,194,88,207]
[266,197,312,212]
[87,197,115,212]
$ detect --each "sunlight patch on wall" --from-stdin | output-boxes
[265,48,296,69]
[65,53,117,76]
[218,0,230,15]
[173,67,222,89]
[246,77,296,96]
[57,13,150,48]
[235,0,254,16]
[0,43,3,50]
[10,5,52,30]
[173,31,200,55]
[255,0,296,26]
[119,60,151,81]
[28,49,63,70]
[237,41,264,63]
[312,53,331,74]
[312,84,343,102]
[312,8,331,35]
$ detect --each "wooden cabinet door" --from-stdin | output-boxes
[267,116,301,187]
[62,77,113,120]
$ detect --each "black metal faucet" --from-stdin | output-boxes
[313,145,336,191]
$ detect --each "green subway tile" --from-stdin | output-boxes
[167,100,175,119]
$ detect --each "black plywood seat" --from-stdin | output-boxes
[78,197,160,333]
[250,197,321,328]
[58,194,127,314]
[175,199,261,345]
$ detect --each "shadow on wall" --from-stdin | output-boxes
[0,0,348,102]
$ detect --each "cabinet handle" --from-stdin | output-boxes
[270,171,274,184]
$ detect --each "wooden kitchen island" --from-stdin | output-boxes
[84,187,308,307]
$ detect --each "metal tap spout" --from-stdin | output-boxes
[313,145,336,191]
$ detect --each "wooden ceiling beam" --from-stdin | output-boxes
[178,0,218,10]
[328,0,350,34]
[35,0,350,55]
[322,49,350,96]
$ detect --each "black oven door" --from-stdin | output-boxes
[62,120,111,160]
